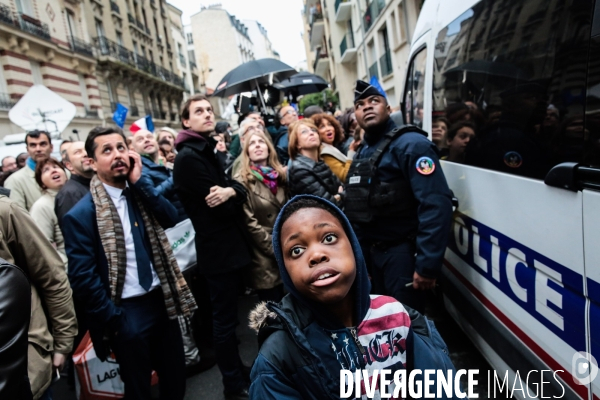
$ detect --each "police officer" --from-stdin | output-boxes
[345,80,453,313]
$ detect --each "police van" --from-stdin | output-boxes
[402,0,600,398]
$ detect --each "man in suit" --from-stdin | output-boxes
[63,126,197,400]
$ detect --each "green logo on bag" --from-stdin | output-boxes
[172,231,190,250]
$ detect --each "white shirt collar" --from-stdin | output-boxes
[102,181,129,200]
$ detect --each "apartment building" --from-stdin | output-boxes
[188,5,254,93]
[303,0,422,110]
[243,20,278,60]
[0,0,186,140]
[168,3,198,100]
[91,0,184,127]
[0,0,101,136]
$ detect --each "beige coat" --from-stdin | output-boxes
[4,165,43,211]
[30,190,68,268]
[0,196,77,399]
[235,174,287,290]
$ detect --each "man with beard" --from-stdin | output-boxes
[173,94,251,400]
[5,130,53,210]
[55,141,94,227]
[63,126,196,399]
[344,80,453,314]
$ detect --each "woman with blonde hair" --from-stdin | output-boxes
[287,119,343,206]
[234,129,287,302]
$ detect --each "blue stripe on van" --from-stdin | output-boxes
[447,214,586,351]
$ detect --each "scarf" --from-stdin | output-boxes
[250,165,279,195]
[90,175,197,320]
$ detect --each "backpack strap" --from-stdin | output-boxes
[368,124,428,167]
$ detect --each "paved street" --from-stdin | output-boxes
[55,290,507,399]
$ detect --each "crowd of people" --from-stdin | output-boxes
[0,80,458,400]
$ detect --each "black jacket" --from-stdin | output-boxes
[173,134,252,275]
[0,259,32,400]
[55,174,90,228]
[288,155,342,206]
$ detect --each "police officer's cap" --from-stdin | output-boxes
[354,80,384,104]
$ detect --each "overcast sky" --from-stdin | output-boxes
[168,0,307,68]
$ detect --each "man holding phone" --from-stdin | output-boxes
[63,126,197,400]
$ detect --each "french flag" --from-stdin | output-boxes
[130,115,155,134]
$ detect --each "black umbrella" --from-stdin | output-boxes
[274,71,329,95]
[212,58,297,102]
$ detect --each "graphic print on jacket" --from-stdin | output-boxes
[330,295,411,399]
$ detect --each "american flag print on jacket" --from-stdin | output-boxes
[328,295,411,399]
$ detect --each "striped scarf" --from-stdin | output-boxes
[90,175,197,320]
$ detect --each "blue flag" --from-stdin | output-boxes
[145,114,154,132]
[369,75,386,98]
[112,103,128,128]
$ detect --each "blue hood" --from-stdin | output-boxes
[272,195,371,329]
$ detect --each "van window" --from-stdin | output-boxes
[432,0,595,179]
[403,47,427,127]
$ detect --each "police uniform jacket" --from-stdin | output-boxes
[355,119,453,278]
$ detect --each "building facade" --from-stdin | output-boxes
[0,0,186,141]
[188,5,254,93]
[302,0,422,110]
[243,20,277,60]
[168,3,198,100]
[90,0,184,129]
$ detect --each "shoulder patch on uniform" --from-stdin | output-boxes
[416,157,435,175]
[503,151,522,168]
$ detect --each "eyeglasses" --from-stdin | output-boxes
[280,110,297,118]
[242,125,260,136]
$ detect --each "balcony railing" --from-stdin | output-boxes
[69,36,94,57]
[179,53,186,66]
[110,1,120,14]
[364,0,386,31]
[94,36,186,89]
[309,12,323,30]
[0,6,51,42]
[368,61,379,80]
[380,51,392,76]
[130,105,139,117]
[339,32,355,56]
[0,5,14,26]
[17,13,50,40]
[0,92,15,110]
[335,0,350,12]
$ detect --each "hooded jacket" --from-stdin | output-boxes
[249,195,459,399]
[249,195,411,399]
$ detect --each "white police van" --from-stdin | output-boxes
[403,0,600,398]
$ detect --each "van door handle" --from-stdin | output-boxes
[545,162,600,191]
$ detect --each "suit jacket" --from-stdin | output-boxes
[62,178,178,358]
[55,174,91,229]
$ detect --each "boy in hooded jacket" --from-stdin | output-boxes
[249,195,458,399]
